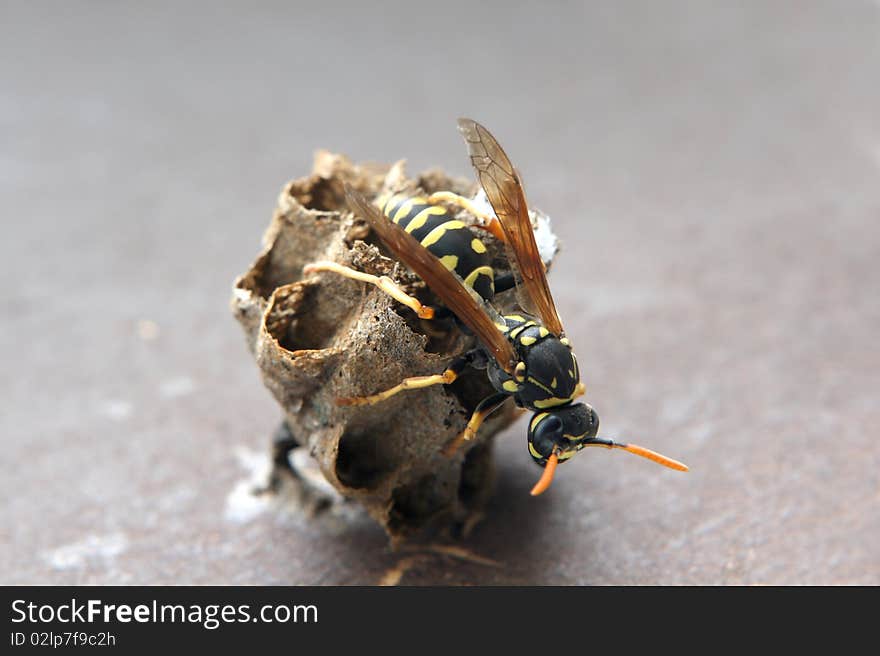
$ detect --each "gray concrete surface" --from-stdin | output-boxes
[2,1,878,584]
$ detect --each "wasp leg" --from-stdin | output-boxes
[337,352,476,407]
[427,191,506,243]
[442,392,509,457]
[492,272,516,294]
[302,260,435,319]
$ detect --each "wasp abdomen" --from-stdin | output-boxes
[378,194,495,302]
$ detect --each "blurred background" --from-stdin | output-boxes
[2,1,878,584]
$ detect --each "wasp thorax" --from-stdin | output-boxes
[527,403,600,465]
[515,333,581,410]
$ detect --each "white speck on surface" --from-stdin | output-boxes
[97,400,132,421]
[43,533,128,570]
[159,377,195,399]
[224,446,273,523]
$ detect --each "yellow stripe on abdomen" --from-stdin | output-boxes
[439,254,459,270]
[392,198,417,223]
[463,265,494,288]
[420,220,467,248]
[405,205,447,233]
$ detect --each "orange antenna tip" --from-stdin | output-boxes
[623,444,689,471]
[530,451,559,496]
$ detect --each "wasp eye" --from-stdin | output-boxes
[530,415,563,457]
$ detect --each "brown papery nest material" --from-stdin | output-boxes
[231,151,556,540]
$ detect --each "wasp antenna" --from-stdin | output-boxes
[530,449,560,496]
[584,438,689,472]
[623,443,689,471]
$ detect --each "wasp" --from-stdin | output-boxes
[304,119,687,495]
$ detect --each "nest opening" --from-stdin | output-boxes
[388,474,448,533]
[275,285,342,353]
[335,424,401,490]
[289,175,347,213]
[261,284,341,353]
[457,441,493,509]
[446,368,494,415]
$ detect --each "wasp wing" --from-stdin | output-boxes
[457,118,564,335]
[345,186,517,373]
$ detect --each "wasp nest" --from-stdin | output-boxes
[231,151,554,539]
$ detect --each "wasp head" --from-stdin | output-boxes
[527,403,600,467]
[526,402,689,495]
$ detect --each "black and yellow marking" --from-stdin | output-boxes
[376,193,496,303]
[529,441,574,463]
[497,315,545,347]
[527,412,585,463]
[425,190,507,242]
[493,313,586,410]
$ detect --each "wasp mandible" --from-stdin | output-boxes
[304,119,688,495]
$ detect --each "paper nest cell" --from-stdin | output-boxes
[230,150,558,539]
